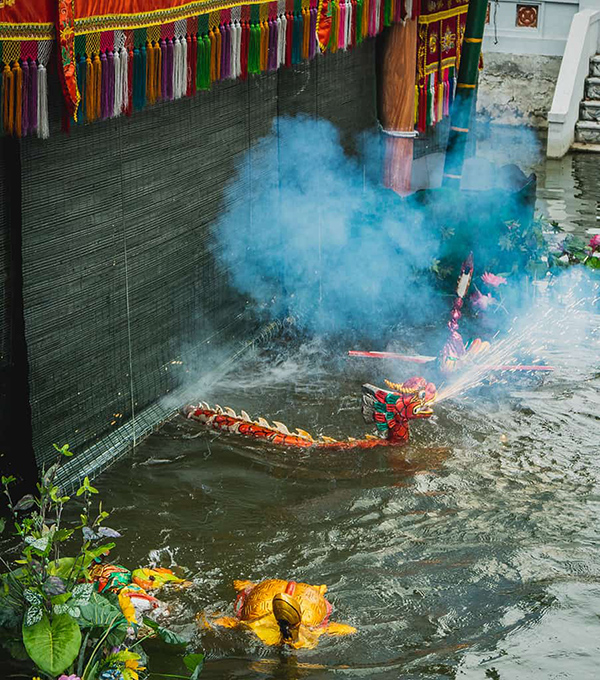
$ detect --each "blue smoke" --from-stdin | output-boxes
[212,116,443,334]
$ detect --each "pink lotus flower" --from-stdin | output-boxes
[481,272,507,287]
[589,235,600,251]
[58,675,81,680]
[471,290,496,311]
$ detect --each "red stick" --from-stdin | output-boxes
[348,350,435,363]
[347,351,554,371]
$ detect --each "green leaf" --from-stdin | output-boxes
[0,518,5,534]
[0,601,21,628]
[48,557,79,578]
[1,475,16,486]
[22,613,82,676]
[83,543,116,566]
[143,616,187,646]
[53,443,73,457]
[0,634,29,660]
[52,593,72,606]
[586,256,600,269]
[24,604,43,626]
[13,494,35,512]
[184,652,205,675]
[77,592,124,628]
[55,528,74,542]
[53,603,81,618]
[24,534,50,552]
[71,582,93,603]
[43,462,61,486]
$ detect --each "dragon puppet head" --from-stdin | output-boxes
[361,376,437,443]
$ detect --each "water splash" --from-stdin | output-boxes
[436,272,600,403]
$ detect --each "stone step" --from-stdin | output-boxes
[575,120,600,144]
[591,55,600,78]
[580,99,600,122]
[586,76,600,100]
[572,142,600,153]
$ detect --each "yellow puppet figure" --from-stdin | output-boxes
[203,579,356,649]
[132,567,191,591]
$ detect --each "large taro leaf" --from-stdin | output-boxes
[77,592,125,628]
[22,613,82,676]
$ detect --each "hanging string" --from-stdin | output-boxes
[21,59,29,137]
[186,36,194,95]
[173,37,182,97]
[37,63,49,138]
[121,47,129,114]
[3,64,14,135]
[160,39,167,100]
[166,38,174,99]
[241,21,249,79]
[126,47,134,115]
[93,53,102,121]
[13,61,23,138]
[29,59,38,135]
[100,51,109,118]
[146,41,155,104]
[277,15,285,67]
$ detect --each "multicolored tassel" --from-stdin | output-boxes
[35,0,409,137]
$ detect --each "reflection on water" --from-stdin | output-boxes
[476,125,600,239]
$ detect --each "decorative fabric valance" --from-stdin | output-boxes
[0,0,416,138]
[415,0,468,132]
[0,0,55,137]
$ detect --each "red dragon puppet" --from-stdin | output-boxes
[184,376,436,449]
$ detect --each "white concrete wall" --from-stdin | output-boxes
[477,0,600,131]
[483,0,580,56]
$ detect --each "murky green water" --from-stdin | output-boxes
[97,260,599,679]
[477,127,600,240]
[4,139,600,680]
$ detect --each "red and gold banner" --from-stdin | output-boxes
[415,0,468,131]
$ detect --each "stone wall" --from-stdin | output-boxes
[477,53,562,128]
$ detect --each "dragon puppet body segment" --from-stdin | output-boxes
[204,579,356,649]
[184,376,436,449]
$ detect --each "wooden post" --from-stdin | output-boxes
[380,19,418,196]
[442,0,488,188]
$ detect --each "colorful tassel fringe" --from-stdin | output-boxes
[0,56,50,139]
[67,0,402,126]
[0,0,408,137]
[415,66,456,132]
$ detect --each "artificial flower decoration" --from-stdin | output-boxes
[481,272,507,287]
[471,290,496,311]
[124,655,146,680]
[589,235,600,251]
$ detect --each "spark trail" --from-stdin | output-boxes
[436,281,600,403]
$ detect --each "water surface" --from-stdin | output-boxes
[98,282,600,679]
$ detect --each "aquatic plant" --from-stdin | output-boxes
[550,233,600,271]
[0,446,204,680]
